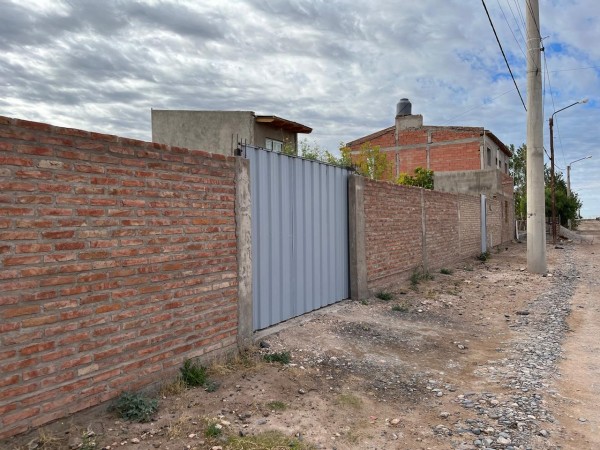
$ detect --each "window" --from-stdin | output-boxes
[487,148,492,167]
[265,138,283,153]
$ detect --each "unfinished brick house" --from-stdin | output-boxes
[346,99,513,199]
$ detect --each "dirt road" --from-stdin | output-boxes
[4,228,599,450]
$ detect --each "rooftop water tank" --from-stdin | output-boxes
[396,98,412,116]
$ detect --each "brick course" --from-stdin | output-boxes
[0,116,239,438]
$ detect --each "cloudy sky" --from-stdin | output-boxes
[1,0,599,216]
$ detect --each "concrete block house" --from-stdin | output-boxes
[345,99,513,199]
[151,110,312,156]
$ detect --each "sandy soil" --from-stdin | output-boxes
[3,226,599,450]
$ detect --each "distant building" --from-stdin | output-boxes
[345,99,513,199]
[151,110,312,156]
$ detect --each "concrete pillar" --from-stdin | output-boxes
[348,175,369,300]
[235,157,253,349]
[420,189,428,271]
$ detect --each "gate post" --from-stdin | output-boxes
[235,157,253,349]
[481,194,487,254]
[348,175,369,300]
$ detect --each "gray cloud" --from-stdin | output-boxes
[0,0,598,215]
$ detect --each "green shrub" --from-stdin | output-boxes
[180,359,208,387]
[263,351,291,364]
[440,268,453,275]
[477,251,490,262]
[376,291,393,301]
[111,392,158,423]
[205,422,222,438]
[392,304,408,312]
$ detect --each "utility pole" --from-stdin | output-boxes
[549,117,557,244]
[525,0,547,273]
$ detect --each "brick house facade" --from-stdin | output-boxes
[345,100,512,182]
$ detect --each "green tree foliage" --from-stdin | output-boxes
[509,143,582,228]
[509,144,527,220]
[544,167,582,228]
[395,167,434,189]
[341,142,392,180]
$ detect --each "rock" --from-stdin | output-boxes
[440,411,450,419]
[538,429,549,437]
[390,418,400,425]
[259,341,270,348]
[497,436,511,445]
[68,437,82,449]
[578,417,587,422]
[130,438,140,444]
[298,388,306,395]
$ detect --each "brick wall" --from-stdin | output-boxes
[347,127,483,178]
[360,178,510,292]
[0,116,240,438]
[363,181,422,288]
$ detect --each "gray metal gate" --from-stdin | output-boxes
[244,145,350,330]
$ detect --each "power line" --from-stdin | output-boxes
[507,0,527,42]
[496,0,526,59]
[444,88,518,122]
[551,65,600,73]
[481,0,527,111]
[511,0,527,34]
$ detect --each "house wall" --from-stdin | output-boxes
[151,110,255,156]
[348,126,484,177]
[434,168,513,198]
[0,116,242,438]
[353,176,512,294]
[253,123,297,152]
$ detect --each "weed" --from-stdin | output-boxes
[80,430,97,450]
[360,299,369,305]
[228,430,315,450]
[209,348,261,376]
[440,268,453,275]
[205,422,223,438]
[375,291,393,301]
[204,380,220,392]
[159,377,187,397]
[111,392,158,423]
[266,400,287,411]
[263,351,291,364]
[180,359,208,387]
[336,393,362,408]
[464,265,474,271]
[410,268,434,289]
[392,304,409,312]
[34,428,62,450]
[477,251,490,262]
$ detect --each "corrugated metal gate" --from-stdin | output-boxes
[243,145,350,331]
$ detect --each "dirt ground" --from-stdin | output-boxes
[4,222,600,450]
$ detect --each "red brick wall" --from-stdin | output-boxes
[362,179,509,291]
[347,127,482,178]
[423,190,460,270]
[458,194,482,257]
[429,141,481,172]
[363,181,423,288]
[0,116,239,438]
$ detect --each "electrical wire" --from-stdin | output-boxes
[481,0,527,111]
[444,88,518,122]
[551,65,600,73]
[496,0,526,59]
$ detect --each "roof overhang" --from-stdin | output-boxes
[484,130,512,157]
[255,115,312,134]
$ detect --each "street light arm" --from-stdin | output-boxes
[568,155,592,167]
[551,98,589,119]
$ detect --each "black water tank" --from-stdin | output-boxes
[396,98,412,116]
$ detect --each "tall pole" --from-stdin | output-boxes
[525,0,546,273]
[566,165,571,197]
[549,117,556,244]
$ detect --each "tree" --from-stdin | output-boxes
[509,143,527,221]
[544,167,582,228]
[396,167,434,189]
[340,142,392,180]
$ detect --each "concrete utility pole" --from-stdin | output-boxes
[525,0,547,273]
